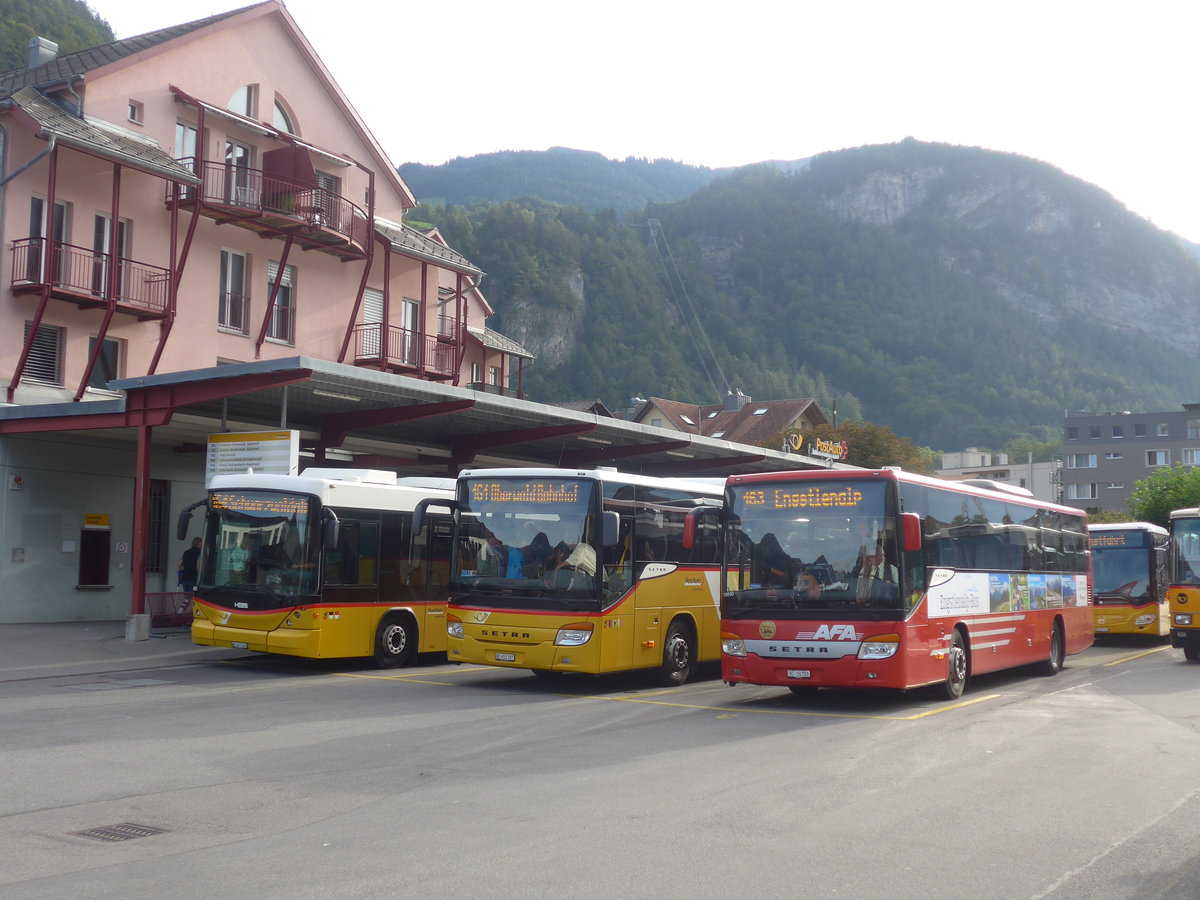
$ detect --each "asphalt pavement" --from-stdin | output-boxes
[0,620,239,683]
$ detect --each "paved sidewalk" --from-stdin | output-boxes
[0,620,240,682]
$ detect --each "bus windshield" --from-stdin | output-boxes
[197,490,319,607]
[453,477,599,608]
[724,479,901,616]
[1091,531,1153,602]
[1172,517,1200,586]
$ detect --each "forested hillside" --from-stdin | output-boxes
[401,147,719,214]
[0,0,112,72]
[415,141,1200,450]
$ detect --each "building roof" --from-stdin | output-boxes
[552,399,617,418]
[636,396,828,447]
[466,326,534,360]
[0,4,264,98]
[2,86,201,184]
[375,219,482,276]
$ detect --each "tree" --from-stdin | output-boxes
[798,421,933,473]
[0,0,113,72]
[1125,464,1200,527]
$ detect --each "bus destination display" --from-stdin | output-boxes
[469,481,581,505]
[211,491,310,516]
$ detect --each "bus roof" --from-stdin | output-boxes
[726,467,1086,516]
[1171,508,1200,519]
[207,469,455,510]
[1088,521,1168,535]
[458,466,725,497]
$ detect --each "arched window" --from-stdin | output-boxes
[273,97,297,134]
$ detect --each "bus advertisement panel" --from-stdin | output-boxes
[185,469,455,667]
[1168,508,1200,660]
[1089,522,1168,637]
[442,468,724,685]
[717,469,1092,699]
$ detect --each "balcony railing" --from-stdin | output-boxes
[467,381,519,398]
[171,159,371,257]
[10,237,170,317]
[218,291,250,334]
[353,324,458,377]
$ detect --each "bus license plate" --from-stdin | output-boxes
[787,669,811,679]
[495,652,516,662]
[1096,627,1109,632]
[232,642,248,649]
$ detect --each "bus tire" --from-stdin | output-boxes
[1185,645,1200,662]
[939,629,968,701]
[374,613,416,669]
[658,620,695,687]
[1039,621,1064,676]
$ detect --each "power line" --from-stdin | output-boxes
[644,219,729,402]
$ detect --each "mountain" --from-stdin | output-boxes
[410,140,1200,450]
[400,147,721,214]
[0,0,113,72]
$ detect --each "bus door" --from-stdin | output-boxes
[411,514,454,652]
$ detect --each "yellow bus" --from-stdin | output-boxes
[181,468,455,666]
[1089,522,1169,638]
[424,467,725,685]
[1168,508,1200,660]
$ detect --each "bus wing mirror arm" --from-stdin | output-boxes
[412,498,458,536]
[176,499,206,540]
[900,512,923,552]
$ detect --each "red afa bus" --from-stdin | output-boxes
[708,469,1093,699]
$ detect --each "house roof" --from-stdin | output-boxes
[0,4,264,98]
[636,396,828,447]
[466,325,534,360]
[552,399,617,417]
[2,86,201,184]
[375,219,483,277]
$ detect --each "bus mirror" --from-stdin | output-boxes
[176,499,206,540]
[682,510,698,549]
[900,512,922,552]
[323,509,340,551]
[601,510,620,547]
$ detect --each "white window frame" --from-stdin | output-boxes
[1183,448,1200,466]
[1146,449,1169,467]
[265,260,296,344]
[1067,454,1097,469]
[1066,483,1098,501]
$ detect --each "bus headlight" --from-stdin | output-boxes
[555,623,594,646]
[1175,613,1193,626]
[447,614,463,639]
[1135,613,1157,627]
[721,633,747,657]
[858,634,900,660]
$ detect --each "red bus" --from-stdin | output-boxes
[708,469,1093,699]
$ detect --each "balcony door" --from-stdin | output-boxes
[92,214,129,298]
[28,197,66,282]
[402,298,419,366]
[224,139,254,206]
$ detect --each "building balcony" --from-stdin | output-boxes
[10,237,170,320]
[168,159,370,261]
[467,381,519,398]
[352,324,458,379]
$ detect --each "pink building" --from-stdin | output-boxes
[0,3,531,624]
[1,2,529,405]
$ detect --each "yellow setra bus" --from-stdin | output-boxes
[424,467,725,685]
[1089,522,1169,638]
[183,468,455,666]
[1168,508,1200,660]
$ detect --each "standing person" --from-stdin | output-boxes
[179,537,202,594]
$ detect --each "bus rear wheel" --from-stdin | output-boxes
[1039,621,1064,676]
[658,621,695,687]
[374,614,415,669]
[939,630,968,701]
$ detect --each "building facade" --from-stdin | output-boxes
[0,3,532,623]
[936,448,1061,504]
[1060,405,1200,514]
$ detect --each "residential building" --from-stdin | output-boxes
[1061,405,1200,513]
[630,390,829,451]
[936,448,1061,504]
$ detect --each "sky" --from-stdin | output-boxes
[91,0,1200,243]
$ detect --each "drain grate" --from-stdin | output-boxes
[71,822,168,842]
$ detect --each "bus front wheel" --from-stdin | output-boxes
[374,614,416,669]
[1185,644,1200,662]
[939,630,968,701]
[658,620,695,687]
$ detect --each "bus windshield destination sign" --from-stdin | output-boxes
[210,492,310,516]
[469,481,581,505]
[741,486,865,509]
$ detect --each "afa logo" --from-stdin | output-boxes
[796,624,860,641]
